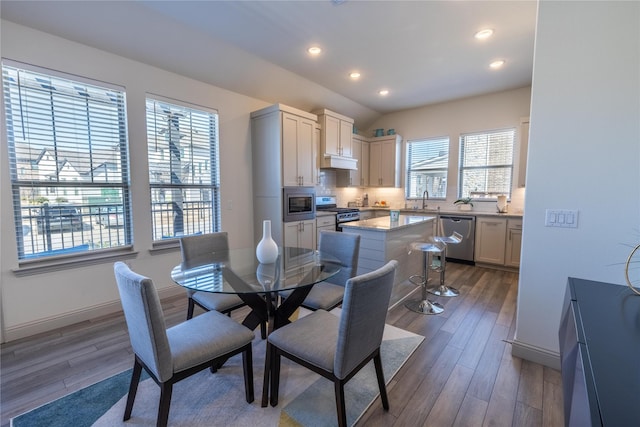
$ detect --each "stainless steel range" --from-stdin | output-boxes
[315,196,360,231]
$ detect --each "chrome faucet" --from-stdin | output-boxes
[422,190,429,209]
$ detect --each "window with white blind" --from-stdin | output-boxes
[146,97,221,241]
[2,62,132,261]
[459,129,515,199]
[406,137,449,199]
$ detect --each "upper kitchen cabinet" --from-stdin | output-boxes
[251,104,317,194]
[337,133,369,187]
[369,134,401,187]
[313,109,357,170]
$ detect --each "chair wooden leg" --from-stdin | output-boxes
[374,352,390,410]
[124,359,143,421]
[186,298,195,320]
[157,382,173,427]
[260,320,267,339]
[270,346,281,407]
[261,342,272,407]
[334,380,347,427]
[242,345,255,403]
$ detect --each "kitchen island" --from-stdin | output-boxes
[341,214,436,285]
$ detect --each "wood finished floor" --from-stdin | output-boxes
[0,263,564,427]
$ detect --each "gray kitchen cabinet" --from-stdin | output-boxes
[315,109,354,158]
[336,134,368,187]
[251,104,318,247]
[315,214,336,249]
[282,111,316,187]
[284,220,315,250]
[475,217,507,265]
[475,217,523,268]
[369,134,401,187]
[358,210,374,221]
[505,219,523,267]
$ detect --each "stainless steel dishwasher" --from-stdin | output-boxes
[438,215,475,264]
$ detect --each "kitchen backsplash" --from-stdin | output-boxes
[317,169,525,214]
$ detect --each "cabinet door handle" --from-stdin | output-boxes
[485,222,500,226]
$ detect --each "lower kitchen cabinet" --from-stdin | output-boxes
[284,220,315,250]
[316,215,336,249]
[475,217,522,268]
[505,219,523,267]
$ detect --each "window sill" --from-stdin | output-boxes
[13,246,138,277]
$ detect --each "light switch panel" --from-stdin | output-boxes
[545,209,578,228]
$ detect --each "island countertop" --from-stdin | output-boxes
[341,214,435,231]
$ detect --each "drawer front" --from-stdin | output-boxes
[316,216,336,227]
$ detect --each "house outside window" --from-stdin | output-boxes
[459,129,515,199]
[2,62,132,260]
[406,137,449,199]
[146,97,221,241]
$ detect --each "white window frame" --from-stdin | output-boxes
[2,60,133,265]
[145,95,221,244]
[405,136,449,200]
[458,128,515,200]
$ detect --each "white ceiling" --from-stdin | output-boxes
[0,0,537,125]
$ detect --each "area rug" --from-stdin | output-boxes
[11,313,423,427]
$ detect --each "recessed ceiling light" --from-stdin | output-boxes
[475,29,494,39]
[489,60,506,69]
[349,72,361,79]
[308,46,322,55]
[378,89,389,96]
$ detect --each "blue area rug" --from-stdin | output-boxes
[11,320,422,427]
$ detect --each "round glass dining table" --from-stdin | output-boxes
[171,246,342,407]
[171,246,341,332]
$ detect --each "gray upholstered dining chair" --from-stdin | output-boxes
[266,260,398,427]
[298,230,360,311]
[114,261,255,427]
[180,232,245,319]
[180,232,267,338]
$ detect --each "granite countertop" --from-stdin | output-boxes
[357,207,523,219]
[340,214,435,231]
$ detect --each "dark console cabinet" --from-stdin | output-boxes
[559,278,640,426]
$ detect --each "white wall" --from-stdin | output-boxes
[512,1,640,367]
[333,87,532,213]
[0,21,270,340]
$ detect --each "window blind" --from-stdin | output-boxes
[406,137,449,199]
[2,62,132,260]
[146,97,221,241]
[459,129,515,199]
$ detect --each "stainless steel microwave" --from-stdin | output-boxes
[283,187,315,222]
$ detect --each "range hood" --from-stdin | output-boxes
[321,154,357,170]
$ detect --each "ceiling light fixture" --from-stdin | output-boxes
[490,59,506,69]
[307,46,322,55]
[349,72,361,79]
[474,29,494,39]
[378,89,389,96]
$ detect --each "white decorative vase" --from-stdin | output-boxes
[256,220,278,264]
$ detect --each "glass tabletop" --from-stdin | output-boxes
[171,247,341,295]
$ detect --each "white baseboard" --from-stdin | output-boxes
[3,286,184,342]
[511,339,561,370]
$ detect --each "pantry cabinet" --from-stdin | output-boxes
[369,134,401,187]
[251,104,318,247]
[475,217,522,268]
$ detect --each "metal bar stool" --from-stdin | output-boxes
[427,232,463,297]
[405,241,446,315]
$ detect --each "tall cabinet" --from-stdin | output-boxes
[251,104,317,249]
